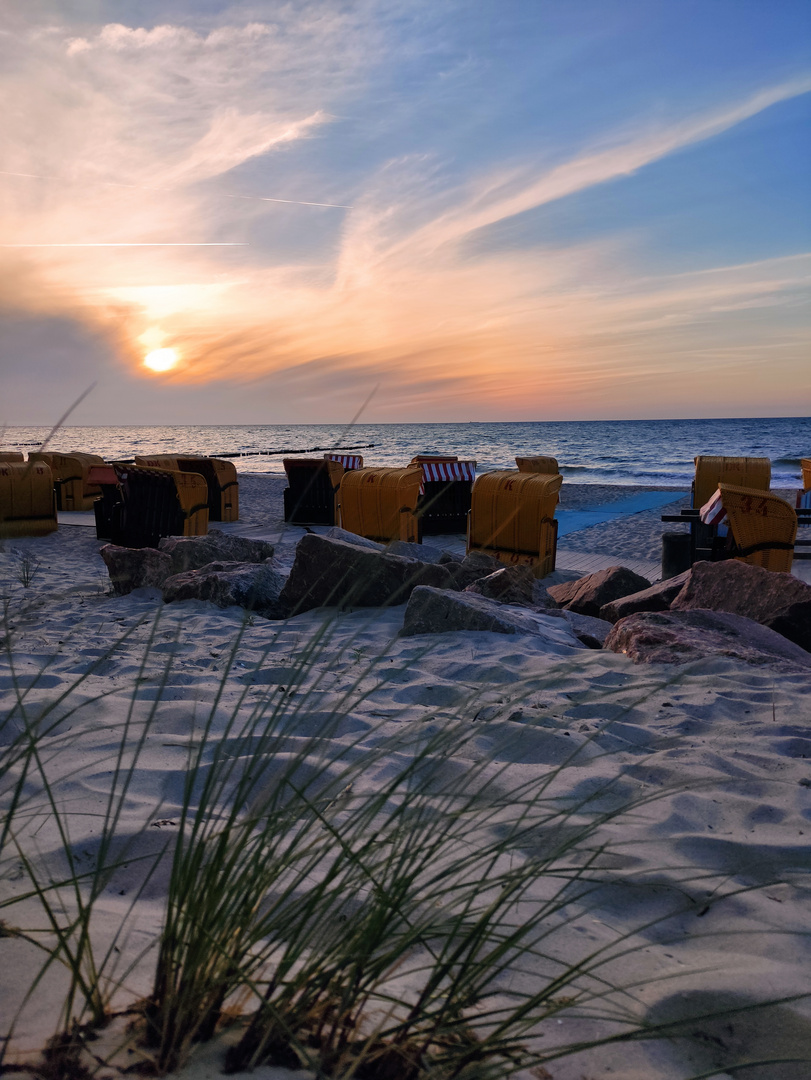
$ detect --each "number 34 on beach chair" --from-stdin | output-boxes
[716,483,798,573]
[467,470,562,578]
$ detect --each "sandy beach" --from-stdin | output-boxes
[1,476,809,1080]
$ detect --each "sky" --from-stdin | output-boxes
[0,0,809,426]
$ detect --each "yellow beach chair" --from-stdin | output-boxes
[718,484,797,573]
[28,451,105,511]
[0,461,57,537]
[282,457,346,526]
[467,470,562,578]
[0,452,24,463]
[339,467,423,543]
[693,455,770,510]
[135,455,238,522]
[515,456,559,475]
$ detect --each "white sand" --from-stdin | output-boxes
[1,477,810,1079]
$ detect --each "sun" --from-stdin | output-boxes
[143,348,178,372]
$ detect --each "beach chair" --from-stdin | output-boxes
[135,455,239,522]
[467,470,562,578]
[719,483,797,573]
[28,451,105,511]
[410,457,476,535]
[96,464,209,548]
[797,459,811,510]
[282,457,346,526]
[515,456,559,475]
[692,455,770,510]
[339,467,423,543]
[0,452,24,462]
[0,461,58,537]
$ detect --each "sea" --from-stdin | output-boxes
[3,417,809,488]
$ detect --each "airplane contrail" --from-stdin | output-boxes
[0,171,353,209]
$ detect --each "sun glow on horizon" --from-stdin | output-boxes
[143,347,179,372]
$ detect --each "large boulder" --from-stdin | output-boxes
[100,544,172,595]
[158,529,275,574]
[278,533,456,614]
[670,560,811,652]
[162,560,287,617]
[548,566,652,618]
[599,570,692,623]
[604,609,811,670]
[464,564,556,610]
[401,586,586,652]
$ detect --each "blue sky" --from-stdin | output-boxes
[0,0,809,425]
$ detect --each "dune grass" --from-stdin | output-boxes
[1,580,808,1079]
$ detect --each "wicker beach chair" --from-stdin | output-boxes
[515,456,559,475]
[411,457,476,535]
[0,461,57,537]
[339,467,423,543]
[693,456,770,510]
[718,483,797,573]
[135,455,238,522]
[799,459,811,510]
[96,464,209,547]
[28,451,105,511]
[282,457,346,526]
[467,470,562,578]
[0,452,24,462]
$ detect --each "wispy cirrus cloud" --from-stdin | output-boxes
[0,2,809,422]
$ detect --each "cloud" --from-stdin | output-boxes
[0,5,809,422]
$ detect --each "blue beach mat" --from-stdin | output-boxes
[556,490,688,539]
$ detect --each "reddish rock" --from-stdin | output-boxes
[604,609,811,669]
[547,566,652,618]
[100,544,172,595]
[464,565,556,610]
[599,570,692,623]
[671,560,811,652]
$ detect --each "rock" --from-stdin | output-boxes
[101,544,173,595]
[158,529,275,574]
[324,527,384,551]
[442,551,503,589]
[604,609,811,669]
[401,586,586,651]
[670,560,811,652]
[386,540,446,563]
[464,565,556,610]
[162,560,287,617]
[560,610,614,648]
[599,570,692,623]
[548,566,652,618]
[278,533,457,614]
